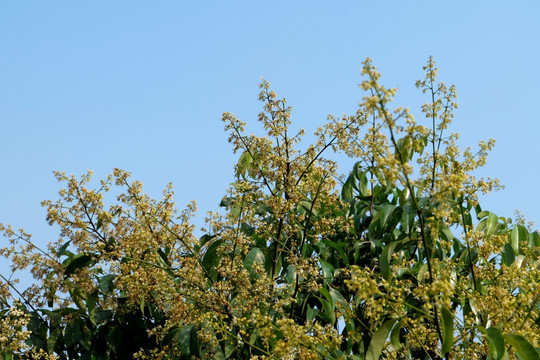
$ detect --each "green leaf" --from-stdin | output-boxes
[236,151,253,178]
[440,305,454,355]
[358,170,369,197]
[321,239,349,265]
[298,201,317,216]
[319,287,334,310]
[320,260,335,282]
[511,225,527,255]
[504,334,540,360]
[244,247,265,273]
[503,243,515,266]
[222,337,236,359]
[440,225,455,243]
[285,265,296,284]
[202,239,223,281]
[380,241,402,280]
[63,254,93,277]
[199,234,216,247]
[477,210,490,219]
[530,231,540,248]
[328,287,347,309]
[318,298,336,325]
[342,175,354,200]
[307,306,319,323]
[479,326,506,360]
[161,326,180,346]
[140,294,146,315]
[366,319,396,360]
[178,324,200,359]
[56,240,71,257]
[390,320,403,350]
[379,204,396,230]
[98,274,116,294]
[485,212,499,236]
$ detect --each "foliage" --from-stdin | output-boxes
[2,57,540,359]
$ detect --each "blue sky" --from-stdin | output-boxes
[1,1,539,264]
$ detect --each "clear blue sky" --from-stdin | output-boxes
[1,1,539,264]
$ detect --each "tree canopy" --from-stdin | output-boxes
[2,58,540,360]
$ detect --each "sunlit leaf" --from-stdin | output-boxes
[504,334,540,360]
[366,319,396,360]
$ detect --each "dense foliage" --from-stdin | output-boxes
[2,58,540,359]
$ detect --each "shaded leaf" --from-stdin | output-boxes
[98,274,116,294]
[63,254,93,277]
[178,324,200,359]
[440,305,454,355]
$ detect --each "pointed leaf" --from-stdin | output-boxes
[485,212,499,236]
[380,241,402,280]
[161,326,180,346]
[307,306,319,323]
[503,243,515,266]
[342,175,354,200]
[320,260,335,282]
[178,324,200,359]
[328,287,347,309]
[202,239,223,281]
[479,326,506,360]
[236,151,253,178]
[63,254,93,277]
[504,334,540,360]
[390,320,403,350]
[98,274,115,294]
[366,319,397,360]
[244,248,265,273]
[511,225,527,255]
[440,305,454,355]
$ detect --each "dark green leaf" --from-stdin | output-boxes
[530,231,540,248]
[222,337,235,359]
[98,274,116,294]
[202,239,223,280]
[321,239,349,265]
[440,305,454,355]
[63,254,93,277]
[56,241,71,257]
[358,171,369,197]
[380,241,402,280]
[178,324,200,359]
[318,298,336,325]
[328,287,347,310]
[161,326,180,346]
